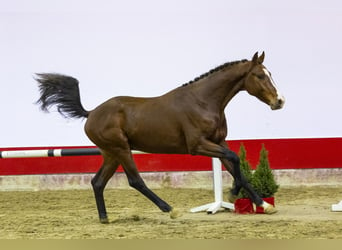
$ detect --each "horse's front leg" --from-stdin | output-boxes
[195,139,276,213]
[219,151,277,214]
[219,157,257,200]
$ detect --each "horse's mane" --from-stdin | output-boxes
[182,59,248,87]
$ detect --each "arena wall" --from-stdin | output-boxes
[1,138,342,191]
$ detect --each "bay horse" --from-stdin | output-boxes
[35,52,285,223]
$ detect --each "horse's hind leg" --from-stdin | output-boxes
[118,151,175,214]
[91,152,119,224]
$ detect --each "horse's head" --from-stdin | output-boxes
[243,52,285,110]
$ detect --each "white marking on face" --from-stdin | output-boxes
[263,67,285,102]
[263,68,277,88]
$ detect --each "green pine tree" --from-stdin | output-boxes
[236,143,253,198]
[252,144,279,198]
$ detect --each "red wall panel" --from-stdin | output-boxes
[1,138,341,175]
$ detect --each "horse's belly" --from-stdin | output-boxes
[128,129,188,154]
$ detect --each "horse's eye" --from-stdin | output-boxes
[253,73,266,80]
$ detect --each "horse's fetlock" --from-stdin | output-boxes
[99,216,109,224]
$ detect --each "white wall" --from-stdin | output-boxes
[1,0,341,147]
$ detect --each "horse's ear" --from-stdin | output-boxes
[258,51,265,64]
[252,52,259,64]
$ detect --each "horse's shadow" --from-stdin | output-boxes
[109,214,166,224]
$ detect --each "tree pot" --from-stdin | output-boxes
[234,198,254,214]
[234,197,275,214]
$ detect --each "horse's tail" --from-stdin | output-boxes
[35,73,89,119]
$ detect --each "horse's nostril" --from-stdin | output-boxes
[271,97,285,110]
[278,96,285,106]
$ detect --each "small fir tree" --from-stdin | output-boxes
[252,144,279,198]
[236,143,253,198]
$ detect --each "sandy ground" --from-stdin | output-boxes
[0,186,341,239]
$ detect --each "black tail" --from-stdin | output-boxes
[35,73,89,119]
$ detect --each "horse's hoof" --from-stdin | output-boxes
[264,205,277,214]
[100,217,109,224]
[228,192,238,203]
[169,208,182,219]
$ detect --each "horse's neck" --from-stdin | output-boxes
[194,62,250,111]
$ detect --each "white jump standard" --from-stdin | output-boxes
[331,201,342,212]
[190,158,235,214]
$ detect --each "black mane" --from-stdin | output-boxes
[182,59,248,87]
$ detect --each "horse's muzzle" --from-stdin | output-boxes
[271,96,285,110]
